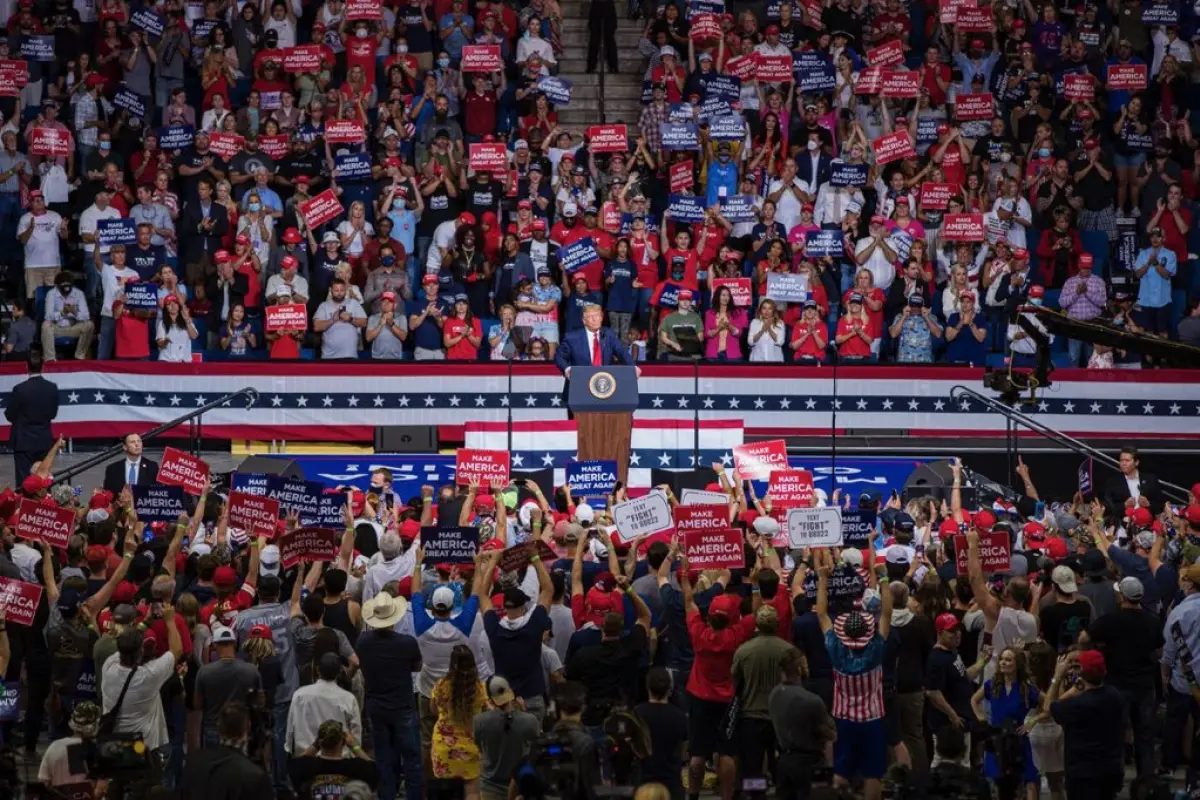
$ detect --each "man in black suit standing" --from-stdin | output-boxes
[179,176,229,287]
[4,351,59,480]
[103,433,160,495]
[1103,445,1164,514]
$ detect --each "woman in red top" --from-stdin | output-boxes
[753,240,791,295]
[930,123,968,188]
[843,268,885,336]
[444,297,482,360]
[112,297,151,360]
[94,20,124,96]
[628,216,659,321]
[835,293,874,361]
[791,300,828,363]
[918,46,950,106]
[748,112,785,179]
[518,94,557,141]
[201,49,234,111]
[231,235,262,310]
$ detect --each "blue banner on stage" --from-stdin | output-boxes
[566,460,618,497]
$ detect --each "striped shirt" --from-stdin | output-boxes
[825,629,885,722]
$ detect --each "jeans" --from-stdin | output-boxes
[636,287,654,323]
[272,701,291,793]
[0,193,21,265]
[164,692,185,789]
[737,716,776,796]
[98,316,116,360]
[1067,338,1092,367]
[1163,686,1198,773]
[609,311,632,340]
[776,751,822,800]
[1119,686,1156,798]
[369,705,423,800]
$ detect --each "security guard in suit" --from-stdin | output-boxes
[4,351,59,480]
[587,0,619,74]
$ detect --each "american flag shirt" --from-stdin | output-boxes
[824,630,886,722]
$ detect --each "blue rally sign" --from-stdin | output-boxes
[566,460,618,497]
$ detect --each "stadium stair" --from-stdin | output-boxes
[556,0,648,127]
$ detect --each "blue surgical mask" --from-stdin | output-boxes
[248,202,261,212]
[381,255,395,266]
[1038,148,1050,158]
[438,57,450,68]
[99,142,111,151]
[393,200,404,209]
[1029,297,1043,306]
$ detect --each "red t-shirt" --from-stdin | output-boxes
[630,236,657,287]
[270,332,301,359]
[650,65,686,103]
[836,316,873,358]
[462,90,499,138]
[115,312,150,359]
[201,585,256,632]
[1160,206,1193,264]
[791,320,827,360]
[236,258,261,308]
[685,608,756,702]
[444,316,481,360]
[345,38,377,87]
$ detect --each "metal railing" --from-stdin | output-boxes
[950,385,1191,505]
[53,387,259,486]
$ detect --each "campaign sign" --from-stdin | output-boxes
[421,526,478,564]
[566,460,618,497]
[954,532,1010,575]
[279,527,340,569]
[158,125,194,150]
[841,509,877,548]
[881,69,920,99]
[660,123,699,151]
[612,490,673,543]
[769,470,815,508]
[679,488,729,506]
[325,120,364,144]
[674,504,729,534]
[97,218,138,247]
[15,498,73,549]
[20,36,54,62]
[29,127,71,158]
[588,124,628,153]
[786,506,843,547]
[0,685,18,722]
[954,4,993,31]
[706,75,740,102]
[283,44,324,72]
[942,213,985,241]
[889,229,914,261]
[497,539,557,573]
[916,117,940,146]
[461,45,502,72]
[668,103,695,124]
[158,447,210,495]
[699,96,734,123]
[955,93,993,121]
[208,132,244,159]
[1063,73,1094,102]
[122,281,160,311]
[1142,3,1178,24]
[113,88,146,119]
[855,66,882,94]
[228,491,282,539]
[919,182,955,210]
[455,449,511,486]
[765,271,809,303]
[688,0,724,17]
[131,8,165,37]
[1125,132,1153,151]
[345,0,382,19]
[232,472,269,496]
[801,564,864,601]
[0,578,43,627]
[804,230,844,258]
[756,54,793,83]
[267,476,318,521]
[684,528,744,570]
[794,53,835,92]
[689,12,722,40]
[733,439,789,480]
[192,19,218,39]
[872,131,915,164]
[0,60,28,97]
[265,303,309,332]
[868,40,905,69]
[1078,458,1093,498]
[259,134,289,159]
[669,160,693,193]
[536,75,572,106]
[708,114,746,142]
[1107,63,1147,91]
[830,162,868,187]
[560,237,601,273]
[725,55,756,81]
[334,153,373,182]
[938,0,966,23]
[712,277,752,307]
[468,143,508,173]
[654,281,687,308]
[300,189,344,229]
[667,194,705,224]
[719,195,756,223]
[131,485,186,523]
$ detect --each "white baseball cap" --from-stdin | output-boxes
[431,586,455,611]
[260,544,281,576]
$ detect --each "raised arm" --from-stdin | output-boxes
[966,529,1001,620]
[533,549,553,611]
[82,524,142,618]
[814,549,832,633]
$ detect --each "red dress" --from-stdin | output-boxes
[95,38,123,96]
[202,71,230,111]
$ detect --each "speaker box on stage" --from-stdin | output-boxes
[375,426,438,453]
[235,455,305,480]
[903,459,977,508]
[650,467,721,497]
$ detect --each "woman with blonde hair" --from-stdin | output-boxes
[431,644,488,799]
[748,298,785,362]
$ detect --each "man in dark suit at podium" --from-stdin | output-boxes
[555,304,635,378]
[103,433,160,495]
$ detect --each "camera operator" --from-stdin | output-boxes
[179,704,273,798]
[36,701,101,799]
[544,681,601,800]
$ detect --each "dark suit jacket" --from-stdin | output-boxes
[4,374,58,454]
[180,200,230,265]
[554,326,634,373]
[103,457,160,495]
[797,153,833,191]
[206,272,251,330]
[1103,471,1165,515]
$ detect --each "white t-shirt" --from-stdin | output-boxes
[748,319,785,362]
[19,210,63,268]
[101,264,140,318]
[38,736,90,788]
[79,203,121,256]
[335,220,374,257]
[426,220,458,272]
[101,651,177,750]
[263,16,296,49]
[767,176,812,232]
[854,236,897,292]
[156,320,194,362]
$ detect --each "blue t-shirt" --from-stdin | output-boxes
[604,259,636,313]
[944,313,989,366]
[407,296,452,351]
[483,605,551,699]
[564,290,602,331]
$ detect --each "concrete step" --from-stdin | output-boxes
[558,54,643,73]
[559,17,645,34]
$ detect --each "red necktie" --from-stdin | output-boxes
[591,332,602,367]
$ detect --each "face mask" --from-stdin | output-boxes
[397,43,408,53]
[393,200,404,209]
[248,202,261,212]
[438,57,450,67]
[100,142,111,151]
[381,256,395,266]
[999,152,1011,163]
[58,285,71,295]
[807,140,819,151]
[1038,148,1050,158]
[356,28,369,37]
[718,154,729,163]
[1029,298,1043,306]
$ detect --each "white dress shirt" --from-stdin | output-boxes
[285,678,362,754]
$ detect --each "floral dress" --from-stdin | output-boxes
[430,678,487,780]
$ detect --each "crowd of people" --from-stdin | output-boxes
[0,427,1195,800]
[3,0,1199,365]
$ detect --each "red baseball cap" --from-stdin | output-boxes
[517,199,532,209]
[1078,649,1105,677]
[765,23,780,34]
[422,274,438,285]
[1028,285,1045,298]
[1130,507,1153,528]
[281,227,301,244]
[974,509,997,532]
[934,612,961,633]
[235,233,250,245]
[399,519,422,541]
[1184,505,1200,525]
[1084,137,1099,149]
[1043,537,1068,560]
[213,250,231,263]
[1078,253,1094,267]
[970,38,985,48]
[281,255,299,270]
[1013,248,1029,260]
[458,212,476,225]
[213,566,238,588]
[532,218,547,231]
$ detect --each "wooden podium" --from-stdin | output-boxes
[568,367,638,487]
